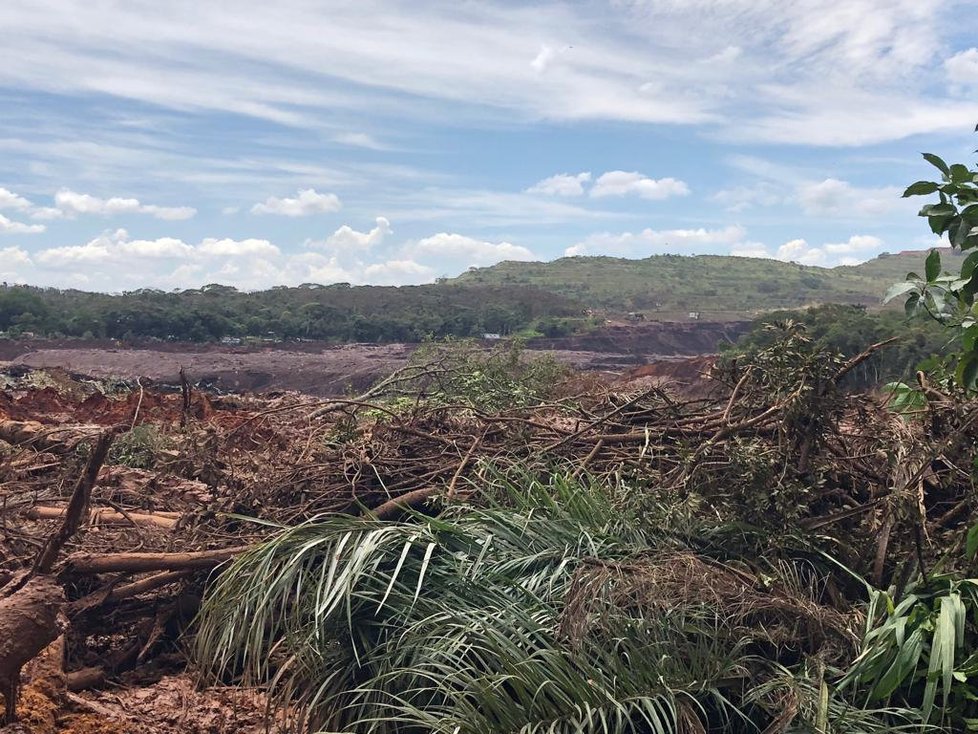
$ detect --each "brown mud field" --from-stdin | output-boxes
[0,321,748,395]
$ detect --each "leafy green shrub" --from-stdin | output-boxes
[108,424,168,469]
[407,338,568,411]
[842,575,978,728]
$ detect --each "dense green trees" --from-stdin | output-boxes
[727,304,950,389]
[0,282,584,343]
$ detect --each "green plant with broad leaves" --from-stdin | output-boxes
[842,575,978,730]
[886,127,978,388]
[195,470,923,734]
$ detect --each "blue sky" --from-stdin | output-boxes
[1,0,977,291]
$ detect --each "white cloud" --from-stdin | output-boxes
[118,237,195,258]
[0,246,32,283]
[712,182,785,212]
[746,234,887,266]
[729,242,771,258]
[589,171,690,200]
[332,132,388,150]
[29,207,65,221]
[387,188,610,227]
[36,240,113,265]
[0,213,45,234]
[0,246,31,266]
[775,238,825,265]
[198,238,281,257]
[318,216,391,250]
[0,0,972,146]
[53,189,196,220]
[526,172,591,196]
[411,233,535,266]
[567,224,746,257]
[945,47,978,91]
[530,45,556,73]
[823,234,884,254]
[797,179,900,217]
[362,259,435,285]
[251,188,342,216]
[0,188,32,210]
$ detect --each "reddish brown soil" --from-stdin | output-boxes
[0,322,747,396]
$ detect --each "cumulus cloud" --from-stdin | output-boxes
[728,242,771,258]
[53,189,196,220]
[251,188,342,216]
[1,246,32,266]
[589,171,690,200]
[0,188,32,211]
[7,221,448,291]
[0,213,45,235]
[363,259,435,285]
[35,239,114,265]
[823,234,884,254]
[526,172,592,196]
[775,238,825,265]
[741,234,886,266]
[0,246,32,283]
[946,48,978,91]
[198,238,281,257]
[119,237,195,258]
[410,233,535,266]
[567,224,746,257]
[318,217,392,250]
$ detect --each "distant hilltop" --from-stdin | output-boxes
[453,249,954,316]
[0,249,956,344]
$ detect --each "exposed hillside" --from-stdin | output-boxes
[455,249,964,317]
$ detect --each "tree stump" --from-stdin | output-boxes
[0,577,65,725]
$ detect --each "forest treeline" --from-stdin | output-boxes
[0,282,587,342]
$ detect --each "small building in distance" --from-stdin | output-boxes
[482,332,502,340]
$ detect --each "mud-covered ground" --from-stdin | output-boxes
[0,321,748,395]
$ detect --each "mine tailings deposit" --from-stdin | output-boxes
[0,320,749,396]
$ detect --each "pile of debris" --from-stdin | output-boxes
[0,337,974,731]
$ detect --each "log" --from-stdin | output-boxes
[68,570,191,615]
[370,487,439,521]
[27,506,179,530]
[0,576,65,724]
[0,420,101,453]
[65,667,104,692]
[63,546,248,575]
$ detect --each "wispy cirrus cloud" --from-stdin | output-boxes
[0,0,970,145]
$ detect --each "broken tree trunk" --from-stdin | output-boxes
[0,420,102,453]
[27,506,179,530]
[32,430,116,576]
[0,577,65,725]
[63,546,247,575]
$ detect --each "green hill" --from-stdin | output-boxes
[453,249,963,319]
